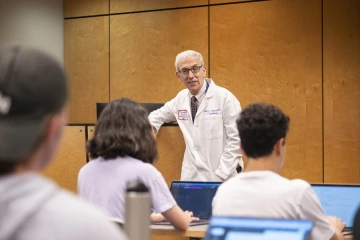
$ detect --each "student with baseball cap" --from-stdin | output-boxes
[0,45,127,240]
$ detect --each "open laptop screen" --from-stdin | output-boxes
[204,217,313,240]
[311,184,360,228]
[170,181,221,219]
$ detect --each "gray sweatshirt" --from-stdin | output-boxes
[0,173,128,240]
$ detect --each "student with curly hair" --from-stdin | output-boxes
[212,103,346,240]
[78,98,198,230]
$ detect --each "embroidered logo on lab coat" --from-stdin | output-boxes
[204,109,221,115]
[178,110,189,120]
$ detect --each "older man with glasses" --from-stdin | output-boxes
[149,50,243,182]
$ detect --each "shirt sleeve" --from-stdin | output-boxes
[148,98,177,133]
[298,186,335,240]
[148,171,177,214]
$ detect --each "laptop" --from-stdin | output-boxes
[151,181,221,226]
[311,184,360,231]
[204,217,314,240]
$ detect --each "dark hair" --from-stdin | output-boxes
[236,103,290,158]
[87,98,158,163]
[0,162,17,175]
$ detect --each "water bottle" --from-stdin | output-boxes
[124,179,151,240]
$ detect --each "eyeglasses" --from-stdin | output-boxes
[178,65,203,76]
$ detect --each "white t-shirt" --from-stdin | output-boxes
[212,171,335,240]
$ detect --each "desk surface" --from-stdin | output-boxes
[151,224,208,238]
[151,224,353,239]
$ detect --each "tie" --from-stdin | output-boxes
[191,96,198,122]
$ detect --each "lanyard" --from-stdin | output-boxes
[205,81,209,93]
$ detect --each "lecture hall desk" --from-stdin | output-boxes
[150,224,353,239]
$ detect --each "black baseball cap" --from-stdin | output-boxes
[0,45,68,162]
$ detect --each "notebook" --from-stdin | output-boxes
[311,184,360,231]
[151,181,221,226]
[204,217,314,240]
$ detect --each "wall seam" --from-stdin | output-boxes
[108,0,111,102]
[208,0,210,78]
[64,0,269,20]
[321,0,325,183]
[85,126,89,162]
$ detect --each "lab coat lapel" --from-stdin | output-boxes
[196,79,215,116]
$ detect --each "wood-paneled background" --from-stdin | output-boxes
[45,0,360,209]
[40,1,360,239]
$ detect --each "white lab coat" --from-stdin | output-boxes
[149,79,243,181]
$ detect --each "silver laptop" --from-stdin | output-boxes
[204,217,314,240]
[311,184,360,231]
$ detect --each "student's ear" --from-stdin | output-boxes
[34,111,67,171]
[240,144,246,156]
[274,138,285,156]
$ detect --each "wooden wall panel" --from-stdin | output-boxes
[110,7,208,102]
[210,0,323,182]
[324,0,360,183]
[153,127,185,187]
[64,0,109,18]
[65,16,109,123]
[110,0,207,13]
[42,126,87,193]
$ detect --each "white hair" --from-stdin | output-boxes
[175,50,204,71]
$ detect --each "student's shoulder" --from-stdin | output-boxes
[127,157,162,178]
[290,178,311,189]
[216,176,240,193]
[142,163,163,180]
[43,189,126,239]
[78,157,100,172]
[287,178,312,196]
[46,189,108,218]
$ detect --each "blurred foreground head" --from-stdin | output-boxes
[0,44,68,174]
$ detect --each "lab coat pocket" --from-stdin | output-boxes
[180,164,192,180]
[202,115,223,140]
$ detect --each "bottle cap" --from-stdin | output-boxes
[126,179,149,193]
